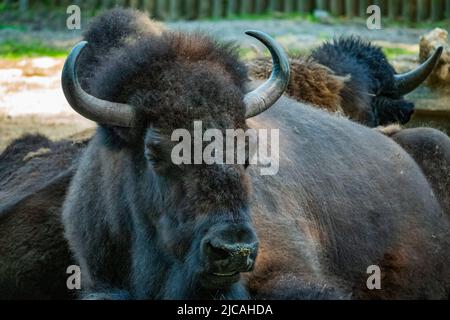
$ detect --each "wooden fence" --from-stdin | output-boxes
[3,0,450,21]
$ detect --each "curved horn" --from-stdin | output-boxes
[394,46,443,96]
[244,30,291,119]
[61,41,137,127]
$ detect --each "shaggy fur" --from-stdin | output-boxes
[0,134,86,212]
[248,57,347,113]
[391,128,450,215]
[311,36,415,127]
[0,134,88,299]
[377,125,450,216]
[2,9,450,300]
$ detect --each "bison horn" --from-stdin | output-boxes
[244,30,290,119]
[61,41,137,127]
[394,46,443,96]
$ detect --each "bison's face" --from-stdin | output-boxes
[150,161,259,289]
[371,94,415,126]
[312,37,442,127]
[142,93,259,289]
[365,47,443,126]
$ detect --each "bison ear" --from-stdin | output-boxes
[144,128,179,173]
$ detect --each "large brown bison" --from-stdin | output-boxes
[1,9,450,300]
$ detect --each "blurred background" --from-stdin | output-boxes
[0,0,449,151]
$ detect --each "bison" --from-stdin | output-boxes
[379,126,450,216]
[311,37,443,127]
[0,134,87,299]
[1,9,450,300]
[250,36,443,127]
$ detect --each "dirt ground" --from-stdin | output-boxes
[0,57,94,151]
[1,18,449,151]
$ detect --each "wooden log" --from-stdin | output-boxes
[268,0,279,13]
[359,0,368,17]
[330,0,343,16]
[345,0,358,18]
[447,0,450,18]
[388,0,400,19]
[316,0,327,10]
[185,0,196,19]
[168,0,180,20]
[115,0,126,7]
[402,0,411,20]
[86,0,98,14]
[284,0,294,13]
[100,0,112,10]
[240,0,251,15]
[255,0,265,13]
[431,0,443,21]
[227,0,237,17]
[143,0,156,17]
[19,0,28,12]
[417,0,430,21]
[129,0,139,9]
[212,0,223,18]
[297,0,312,13]
[156,0,167,19]
[198,0,210,18]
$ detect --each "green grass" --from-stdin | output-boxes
[381,17,450,30]
[382,47,417,59]
[207,12,320,22]
[0,24,27,31]
[0,40,69,59]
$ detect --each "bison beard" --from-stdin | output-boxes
[1,9,450,300]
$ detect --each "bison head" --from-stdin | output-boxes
[61,30,289,297]
[312,37,442,127]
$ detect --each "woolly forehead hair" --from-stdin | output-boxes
[87,31,249,131]
[315,36,397,95]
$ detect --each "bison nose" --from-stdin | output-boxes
[205,239,258,274]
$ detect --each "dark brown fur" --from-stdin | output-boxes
[0,134,88,299]
[391,127,450,215]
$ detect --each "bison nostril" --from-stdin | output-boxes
[207,243,232,261]
[206,241,258,263]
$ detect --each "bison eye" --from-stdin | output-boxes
[145,150,159,166]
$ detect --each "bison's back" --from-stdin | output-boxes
[249,96,450,299]
[392,127,450,216]
[0,134,88,299]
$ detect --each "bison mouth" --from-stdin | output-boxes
[201,272,242,288]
